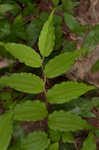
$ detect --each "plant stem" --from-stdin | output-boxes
[42,56,47,100]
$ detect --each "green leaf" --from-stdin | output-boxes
[23,2,39,16]
[62,0,73,11]
[0,91,12,108]
[48,143,59,150]
[21,131,50,150]
[64,13,88,34]
[81,132,96,150]
[13,125,25,141]
[0,19,11,40]
[47,82,95,104]
[0,4,14,14]
[11,15,27,41]
[39,12,49,23]
[0,73,44,94]
[52,0,59,6]
[0,45,13,59]
[26,18,42,46]
[0,111,13,150]
[8,3,20,16]
[13,14,25,28]
[14,100,48,121]
[62,132,74,143]
[38,10,55,57]
[53,14,63,50]
[91,60,99,72]
[0,91,11,101]
[82,25,99,54]
[44,50,81,78]
[49,130,61,142]
[62,40,77,53]
[4,43,42,68]
[17,0,29,4]
[95,129,99,138]
[26,12,49,47]
[54,24,63,50]
[48,111,91,132]
[60,143,75,150]
[92,97,99,107]
[80,110,96,118]
[8,144,22,150]
[62,0,80,11]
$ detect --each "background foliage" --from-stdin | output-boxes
[0,0,99,150]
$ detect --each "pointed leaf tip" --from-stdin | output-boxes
[39,10,55,57]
